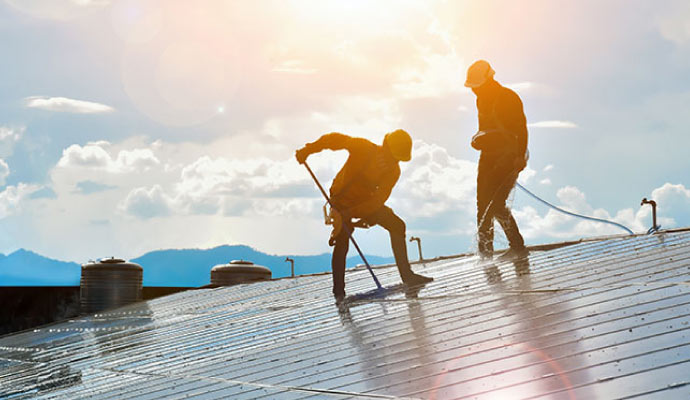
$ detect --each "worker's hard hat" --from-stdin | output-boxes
[384,129,412,162]
[464,60,495,88]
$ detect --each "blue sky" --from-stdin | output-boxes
[1,0,690,263]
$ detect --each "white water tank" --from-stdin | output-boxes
[80,258,143,314]
[210,260,271,286]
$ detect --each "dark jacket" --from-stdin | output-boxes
[473,80,528,157]
[304,133,400,218]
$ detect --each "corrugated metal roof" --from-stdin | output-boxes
[2,230,690,399]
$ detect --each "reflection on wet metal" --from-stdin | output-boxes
[2,231,690,398]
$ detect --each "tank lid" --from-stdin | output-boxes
[229,260,254,265]
[99,257,126,264]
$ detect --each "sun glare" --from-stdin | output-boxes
[289,0,425,29]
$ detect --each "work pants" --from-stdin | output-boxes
[331,206,412,296]
[476,152,525,257]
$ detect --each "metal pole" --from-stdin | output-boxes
[303,161,383,289]
[641,198,660,233]
[285,257,295,278]
[409,236,423,261]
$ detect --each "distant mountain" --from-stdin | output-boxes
[133,245,393,286]
[0,249,80,286]
[0,246,393,287]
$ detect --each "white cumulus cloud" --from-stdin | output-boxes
[0,160,9,187]
[649,183,690,228]
[119,185,173,219]
[119,154,317,219]
[25,96,114,114]
[0,183,42,219]
[528,120,577,129]
[0,126,25,158]
[396,141,476,216]
[57,143,160,173]
[655,2,690,45]
[0,126,24,142]
[505,82,535,92]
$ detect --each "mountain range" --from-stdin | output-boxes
[0,246,394,287]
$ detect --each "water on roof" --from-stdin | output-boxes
[2,230,690,399]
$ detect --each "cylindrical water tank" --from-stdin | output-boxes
[80,257,143,314]
[210,260,271,286]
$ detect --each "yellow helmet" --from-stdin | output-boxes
[384,129,412,162]
[464,59,495,88]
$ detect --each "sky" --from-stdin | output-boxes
[1,0,690,263]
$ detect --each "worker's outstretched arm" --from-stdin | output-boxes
[295,132,352,164]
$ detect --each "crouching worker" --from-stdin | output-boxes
[295,129,433,300]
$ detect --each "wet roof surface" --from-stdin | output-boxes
[2,230,690,399]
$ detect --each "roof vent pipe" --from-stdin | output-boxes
[641,198,661,234]
[409,236,423,261]
[285,257,295,278]
[210,260,271,286]
[80,257,143,314]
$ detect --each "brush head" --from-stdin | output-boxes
[344,283,406,303]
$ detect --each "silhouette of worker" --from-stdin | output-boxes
[466,60,528,261]
[296,130,433,300]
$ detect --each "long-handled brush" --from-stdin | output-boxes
[303,161,390,297]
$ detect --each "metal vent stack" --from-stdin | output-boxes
[80,257,143,314]
[210,260,271,286]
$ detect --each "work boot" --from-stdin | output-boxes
[401,272,433,286]
[497,246,529,261]
[333,291,346,305]
[478,251,493,261]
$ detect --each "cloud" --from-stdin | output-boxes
[74,180,117,195]
[543,164,554,172]
[649,183,690,228]
[25,96,114,114]
[505,82,535,92]
[119,185,173,219]
[4,0,110,21]
[0,126,25,158]
[0,126,24,142]
[517,167,536,185]
[528,120,577,129]
[655,2,690,45]
[28,187,57,199]
[0,160,9,186]
[272,60,318,74]
[119,153,317,219]
[0,183,42,219]
[539,178,552,185]
[513,185,638,240]
[509,183,690,241]
[114,148,160,171]
[394,52,466,99]
[393,141,476,222]
[57,143,160,173]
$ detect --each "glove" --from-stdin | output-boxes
[295,146,312,164]
[471,131,487,151]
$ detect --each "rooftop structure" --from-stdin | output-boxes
[2,229,690,399]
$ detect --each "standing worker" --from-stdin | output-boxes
[465,60,529,261]
[296,130,433,300]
